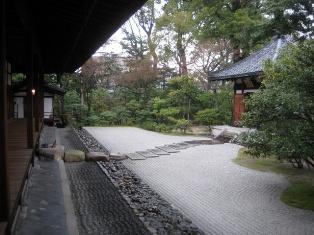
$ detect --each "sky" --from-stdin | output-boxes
[94,29,124,56]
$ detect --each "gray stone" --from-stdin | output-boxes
[109,152,127,161]
[64,149,85,162]
[39,145,64,160]
[136,151,158,158]
[86,152,109,162]
[127,153,146,160]
[147,148,170,155]
[156,146,179,153]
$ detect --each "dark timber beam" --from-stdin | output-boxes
[0,0,10,223]
[25,33,34,148]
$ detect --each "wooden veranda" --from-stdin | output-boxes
[0,0,147,234]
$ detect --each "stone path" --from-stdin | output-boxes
[86,127,314,235]
[56,127,87,151]
[84,127,212,154]
[85,127,215,161]
[66,162,149,235]
[15,158,68,235]
[57,127,149,235]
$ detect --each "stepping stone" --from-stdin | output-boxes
[148,148,170,155]
[183,141,201,146]
[164,144,187,150]
[136,151,158,158]
[167,144,188,150]
[156,146,180,153]
[127,152,146,160]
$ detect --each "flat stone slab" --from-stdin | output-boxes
[136,151,159,158]
[148,148,170,155]
[86,152,109,162]
[156,146,180,153]
[126,153,146,160]
[166,144,189,150]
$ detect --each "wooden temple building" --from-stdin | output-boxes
[210,36,291,125]
[0,0,146,233]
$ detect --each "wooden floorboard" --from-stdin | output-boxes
[7,119,33,214]
[0,222,7,235]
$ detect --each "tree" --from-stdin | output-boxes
[175,119,191,133]
[263,0,314,39]
[190,39,232,90]
[195,108,220,131]
[240,40,314,169]
[157,0,194,75]
[167,75,199,121]
[135,0,160,71]
[117,57,158,104]
[120,21,147,60]
[190,0,266,62]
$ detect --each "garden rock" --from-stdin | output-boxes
[86,152,109,162]
[64,149,85,162]
[110,152,127,161]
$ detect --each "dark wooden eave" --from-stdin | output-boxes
[7,0,147,74]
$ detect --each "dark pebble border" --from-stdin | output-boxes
[75,127,205,235]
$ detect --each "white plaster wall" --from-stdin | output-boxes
[44,97,53,118]
[14,97,24,118]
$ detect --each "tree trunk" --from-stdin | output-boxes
[232,47,242,63]
[187,98,191,121]
[176,33,188,75]
[148,36,158,72]
[80,76,84,105]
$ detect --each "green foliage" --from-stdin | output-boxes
[195,108,220,126]
[190,0,267,55]
[197,86,233,124]
[175,119,191,133]
[91,88,109,113]
[167,75,199,120]
[240,40,314,168]
[113,106,132,125]
[12,73,24,83]
[100,111,117,125]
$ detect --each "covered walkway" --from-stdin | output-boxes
[0,0,147,233]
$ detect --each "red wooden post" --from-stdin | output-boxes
[25,34,34,148]
[233,93,245,126]
[0,0,10,222]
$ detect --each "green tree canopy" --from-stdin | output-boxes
[240,40,314,169]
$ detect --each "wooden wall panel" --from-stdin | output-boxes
[233,94,245,126]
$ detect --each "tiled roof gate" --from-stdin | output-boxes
[209,36,292,125]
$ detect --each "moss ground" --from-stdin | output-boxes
[234,148,314,211]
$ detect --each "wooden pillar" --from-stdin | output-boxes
[233,93,245,126]
[25,33,34,148]
[33,55,40,132]
[39,73,44,121]
[0,0,10,222]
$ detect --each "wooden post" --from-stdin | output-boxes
[25,33,34,148]
[34,55,40,132]
[39,73,44,121]
[0,0,10,222]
